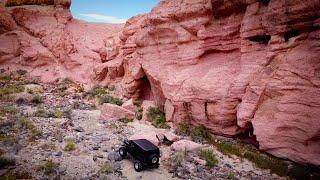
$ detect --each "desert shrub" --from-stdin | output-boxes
[84,85,109,99]
[20,118,42,139]
[36,159,58,175]
[0,105,17,117]
[0,84,25,99]
[54,110,63,118]
[31,94,43,104]
[0,134,18,146]
[243,151,288,176]
[175,122,192,136]
[64,140,76,151]
[16,69,28,76]
[190,125,211,143]
[98,163,113,174]
[211,140,242,157]
[135,106,143,120]
[98,95,123,106]
[34,107,52,118]
[171,151,186,167]
[198,149,218,167]
[147,107,169,129]
[0,156,15,169]
[0,170,32,179]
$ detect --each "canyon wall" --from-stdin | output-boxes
[118,0,320,166]
[0,0,124,85]
[0,0,319,166]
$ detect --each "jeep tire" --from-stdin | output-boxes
[119,147,127,159]
[149,154,159,164]
[134,160,143,172]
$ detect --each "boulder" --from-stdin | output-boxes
[171,140,202,152]
[99,103,135,121]
[121,99,135,112]
[140,100,156,122]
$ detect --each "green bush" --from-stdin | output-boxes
[84,85,109,99]
[190,125,211,143]
[135,106,143,120]
[64,141,76,151]
[147,107,169,129]
[0,84,25,99]
[20,118,42,139]
[36,159,58,175]
[211,140,241,157]
[31,94,43,104]
[0,105,17,117]
[98,95,123,106]
[98,163,112,174]
[175,122,191,136]
[171,151,186,167]
[243,151,288,176]
[198,149,218,167]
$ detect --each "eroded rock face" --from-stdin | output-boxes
[0,0,319,166]
[0,1,123,85]
[119,0,320,166]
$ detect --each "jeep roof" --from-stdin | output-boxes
[132,139,158,151]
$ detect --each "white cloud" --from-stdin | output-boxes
[79,13,127,24]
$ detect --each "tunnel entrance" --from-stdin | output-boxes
[239,122,259,147]
[137,76,154,101]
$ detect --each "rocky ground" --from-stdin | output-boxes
[0,70,312,180]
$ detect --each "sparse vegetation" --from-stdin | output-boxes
[198,149,218,167]
[171,151,186,167]
[175,122,191,136]
[211,140,242,157]
[20,118,42,139]
[190,125,211,143]
[34,107,71,119]
[0,156,15,169]
[147,107,169,129]
[97,163,113,174]
[16,69,28,76]
[98,95,123,106]
[36,159,58,175]
[0,84,25,100]
[64,140,76,151]
[0,105,18,117]
[84,85,109,99]
[135,106,143,120]
[0,170,32,179]
[31,94,43,104]
[243,151,288,176]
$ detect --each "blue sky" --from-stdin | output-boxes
[71,0,160,24]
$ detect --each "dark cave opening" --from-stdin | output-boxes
[239,122,259,147]
[248,35,271,44]
[260,0,271,5]
[284,29,300,42]
[137,76,154,101]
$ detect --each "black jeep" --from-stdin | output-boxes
[119,139,160,172]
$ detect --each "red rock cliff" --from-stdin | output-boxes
[118,0,320,166]
[0,0,124,85]
[0,0,319,166]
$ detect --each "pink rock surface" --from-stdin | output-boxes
[0,2,123,84]
[99,103,135,121]
[171,140,202,152]
[121,99,135,112]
